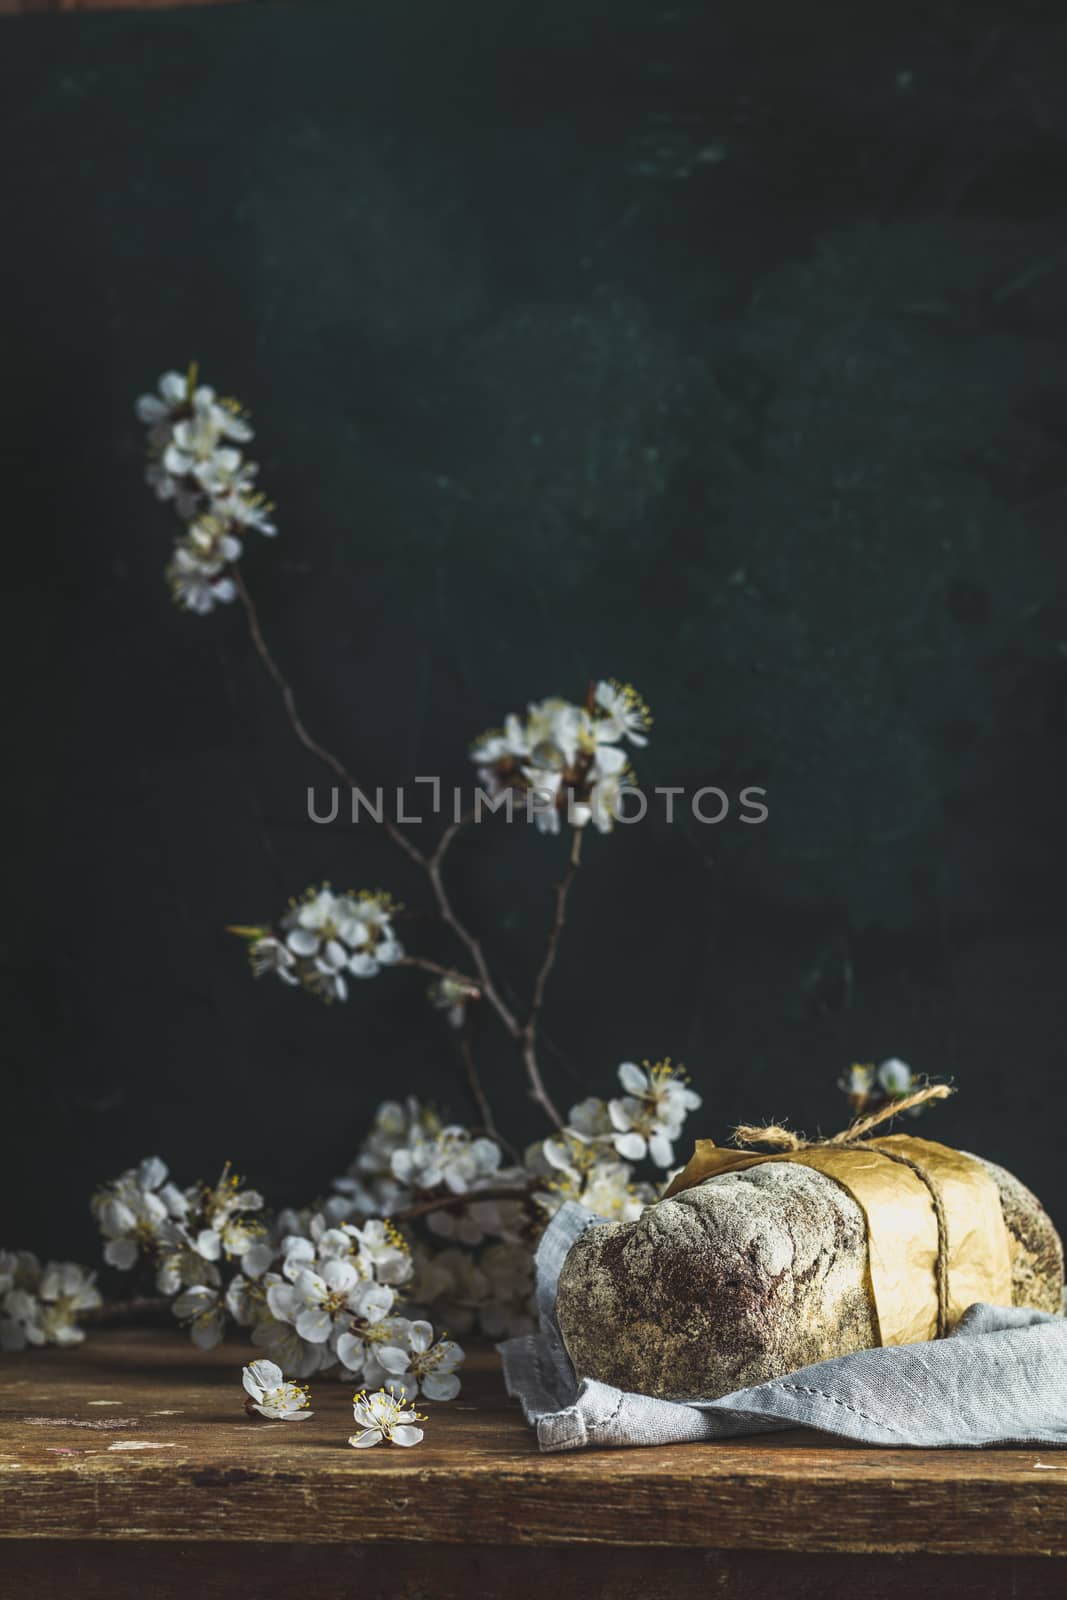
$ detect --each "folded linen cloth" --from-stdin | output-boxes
[499,1201,1067,1453]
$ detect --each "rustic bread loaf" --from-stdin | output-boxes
[555,1156,1063,1401]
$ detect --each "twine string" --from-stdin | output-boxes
[731,1083,955,1338]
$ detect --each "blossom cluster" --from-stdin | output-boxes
[135,366,276,614]
[0,1253,101,1351]
[231,885,404,1004]
[471,680,651,834]
[92,1156,270,1347]
[323,1061,702,1341]
[84,1146,467,1402]
[231,1217,464,1396]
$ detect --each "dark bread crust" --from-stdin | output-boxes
[968,1153,1064,1315]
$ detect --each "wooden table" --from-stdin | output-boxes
[0,1329,1064,1598]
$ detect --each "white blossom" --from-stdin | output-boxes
[260,1214,411,1381]
[0,1256,101,1350]
[391,1126,503,1197]
[470,681,650,835]
[878,1057,914,1096]
[349,1388,425,1448]
[534,1132,649,1223]
[593,679,652,746]
[408,1243,534,1342]
[173,1285,225,1349]
[475,1243,536,1338]
[137,366,277,618]
[839,1061,876,1101]
[248,937,298,985]
[92,1157,186,1270]
[607,1059,701,1168]
[191,1165,270,1277]
[236,887,405,1003]
[369,1319,464,1401]
[428,975,478,1030]
[241,1359,313,1420]
[166,543,237,614]
[271,1261,394,1347]
[332,1097,439,1218]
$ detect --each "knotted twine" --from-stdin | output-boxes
[732,1084,955,1338]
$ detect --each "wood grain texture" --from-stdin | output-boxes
[1,1330,1065,1559]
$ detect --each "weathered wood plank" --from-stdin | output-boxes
[1,1331,1065,1558]
[2,1542,1065,1600]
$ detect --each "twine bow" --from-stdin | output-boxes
[732,1082,954,1152]
[732,1084,956,1337]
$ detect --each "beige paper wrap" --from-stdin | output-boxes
[663,1133,1013,1346]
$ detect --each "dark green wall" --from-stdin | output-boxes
[4,0,1066,1256]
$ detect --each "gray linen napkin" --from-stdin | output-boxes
[499,1201,1067,1453]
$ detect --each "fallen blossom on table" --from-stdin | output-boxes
[242,1358,313,1420]
[349,1388,426,1448]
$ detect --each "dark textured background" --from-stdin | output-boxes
[3,0,1066,1257]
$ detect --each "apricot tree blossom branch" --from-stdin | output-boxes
[232,567,551,1123]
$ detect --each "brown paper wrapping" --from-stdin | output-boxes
[663,1133,1013,1346]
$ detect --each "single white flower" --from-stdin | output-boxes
[1,1287,45,1351]
[428,975,478,1029]
[135,369,190,434]
[372,1319,464,1402]
[565,1096,613,1140]
[167,545,237,614]
[878,1057,914,1096]
[608,1059,701,1168]
[93,1158,184,1269]
[249,936,299,985]
[349,1219,412,1287]
[340,894,404,979]
[839,1061,876,1100]
[241,1358,313,1420]
[593,680,651,746]
[251,1312,333,1380]
[172,1285,226,1349]
[349,1388,425,1448]
[155,1242,220,1297]
[280,1262,394,1345]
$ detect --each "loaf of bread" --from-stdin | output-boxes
[555,1153,1063,1401]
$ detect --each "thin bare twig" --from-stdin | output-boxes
[425,846,522,1043]
[457,1027,499,1141]
[390,1183,536,1225]
[516,828,583,1128]
[81,1296,171,1327]
[233,567,425,868]
[395,955,479,988]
